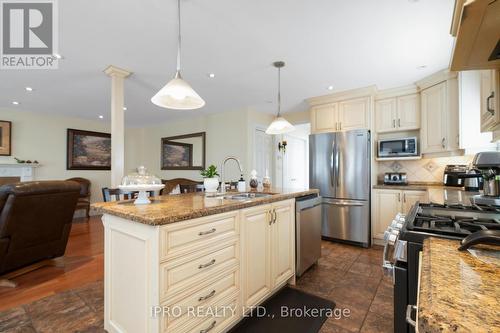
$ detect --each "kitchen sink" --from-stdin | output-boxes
[223,192,273,201]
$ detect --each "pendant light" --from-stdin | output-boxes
[265,61,295,135]
[151,0,205,110]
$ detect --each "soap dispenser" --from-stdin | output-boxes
[237,175,246,192]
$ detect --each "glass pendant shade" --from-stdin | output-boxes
[265,116,295,135]
[265,61,295,135]
[151,71,205,110]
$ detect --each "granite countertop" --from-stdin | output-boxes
[418,238,500,333]
[373,182,454,190]
[92,188,318,226]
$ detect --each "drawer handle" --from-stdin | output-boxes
[200,320,216,333]
[273,209,277,224]
[198,289,216,302]
[198,259,216,269]
[199,228,216,236]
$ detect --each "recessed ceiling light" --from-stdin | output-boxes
[12,101,19,105]
[25,87,33,92]
[99,115,104,119]
[416,65,427,70]
[327,86,334,91]
[208,73,215,78]
[52,53,63,59]
[123,106,127,111]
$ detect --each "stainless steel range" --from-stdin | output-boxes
[383,202,500,333]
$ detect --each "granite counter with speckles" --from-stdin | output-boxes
[418,238,500,333]
[92,188,318,226]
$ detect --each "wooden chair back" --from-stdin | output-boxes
[102,187,154,202]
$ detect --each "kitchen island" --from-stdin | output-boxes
[92,188,318,333]
[417,238,500,333]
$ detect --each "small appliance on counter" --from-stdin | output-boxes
[383,173,407,185]
[470,152,500,205]
[443,164,467,187]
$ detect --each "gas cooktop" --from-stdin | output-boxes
[402,202,500,241]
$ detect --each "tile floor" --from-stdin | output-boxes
[0,240,393,333]
[293,240,394,333]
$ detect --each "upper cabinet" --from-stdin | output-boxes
[338,97,370,131]
[375,89,420,133]
[308,87,373,134]
[480,69,500,132]
[310,103,338,133]
[449,0,500,71]
[418,71,460,155]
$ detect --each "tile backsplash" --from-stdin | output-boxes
[377,155,474,183]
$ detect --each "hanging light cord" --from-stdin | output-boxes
[176,0,182,73]
[277,66,281,117]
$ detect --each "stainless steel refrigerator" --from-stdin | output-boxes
[309,129,371,247]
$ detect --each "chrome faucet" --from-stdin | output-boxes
[219,156,243,194]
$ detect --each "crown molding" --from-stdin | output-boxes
[307,85,377,106]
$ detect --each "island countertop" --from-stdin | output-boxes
[92,188,319,226]
[418,237,500,333]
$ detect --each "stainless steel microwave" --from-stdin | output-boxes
[378,137,418,158]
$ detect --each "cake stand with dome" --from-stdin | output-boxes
[119,166,165,205]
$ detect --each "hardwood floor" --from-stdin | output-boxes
[0,216,104,311]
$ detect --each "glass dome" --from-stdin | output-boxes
[121,166,162,186]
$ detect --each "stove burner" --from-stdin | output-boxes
[424,202,500,213]
[409,210,500,237]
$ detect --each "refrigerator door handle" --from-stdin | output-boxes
[330,140,335,188]
[335,145,340,187]
[323,200,364,207]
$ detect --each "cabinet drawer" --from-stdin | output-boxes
[160,241,238,298]
[185,295,239,333]
[160,212,239,260]
[163,268,239,331]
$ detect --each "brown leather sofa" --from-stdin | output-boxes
[0,181,80,276]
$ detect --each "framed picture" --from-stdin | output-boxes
[0,121,12,156]
[161,140,193,170]
[67,129,111,170]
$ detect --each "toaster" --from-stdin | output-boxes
[384,173,407,185]
[443,165,467,187]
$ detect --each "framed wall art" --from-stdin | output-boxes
[67,129,111,170]
[0,121,12,156]
[161,132,205,170]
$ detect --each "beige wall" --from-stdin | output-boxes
[125,109,259,183]
[0,108,111,204]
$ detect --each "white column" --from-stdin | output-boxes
[104,65,131,187]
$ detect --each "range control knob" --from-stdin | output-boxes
[388,233,397,245]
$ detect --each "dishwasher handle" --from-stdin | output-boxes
[296,196,322,211]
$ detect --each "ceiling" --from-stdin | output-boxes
[0,0,456,127]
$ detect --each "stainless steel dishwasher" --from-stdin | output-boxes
[295,194,322,277]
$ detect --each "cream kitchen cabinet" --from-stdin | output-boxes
[375,94,419,133]
[420,79,460,154]
[241,200,295,309]
[338,97,370,131]
[480,69,500,132]
[240,204,272,308]
[310,103,338,133]
[310,97,370,133]
[373,189,428,241]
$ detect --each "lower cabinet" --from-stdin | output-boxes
[241,199,295,309]
[103,199,296,333]
[373,189,428,241]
